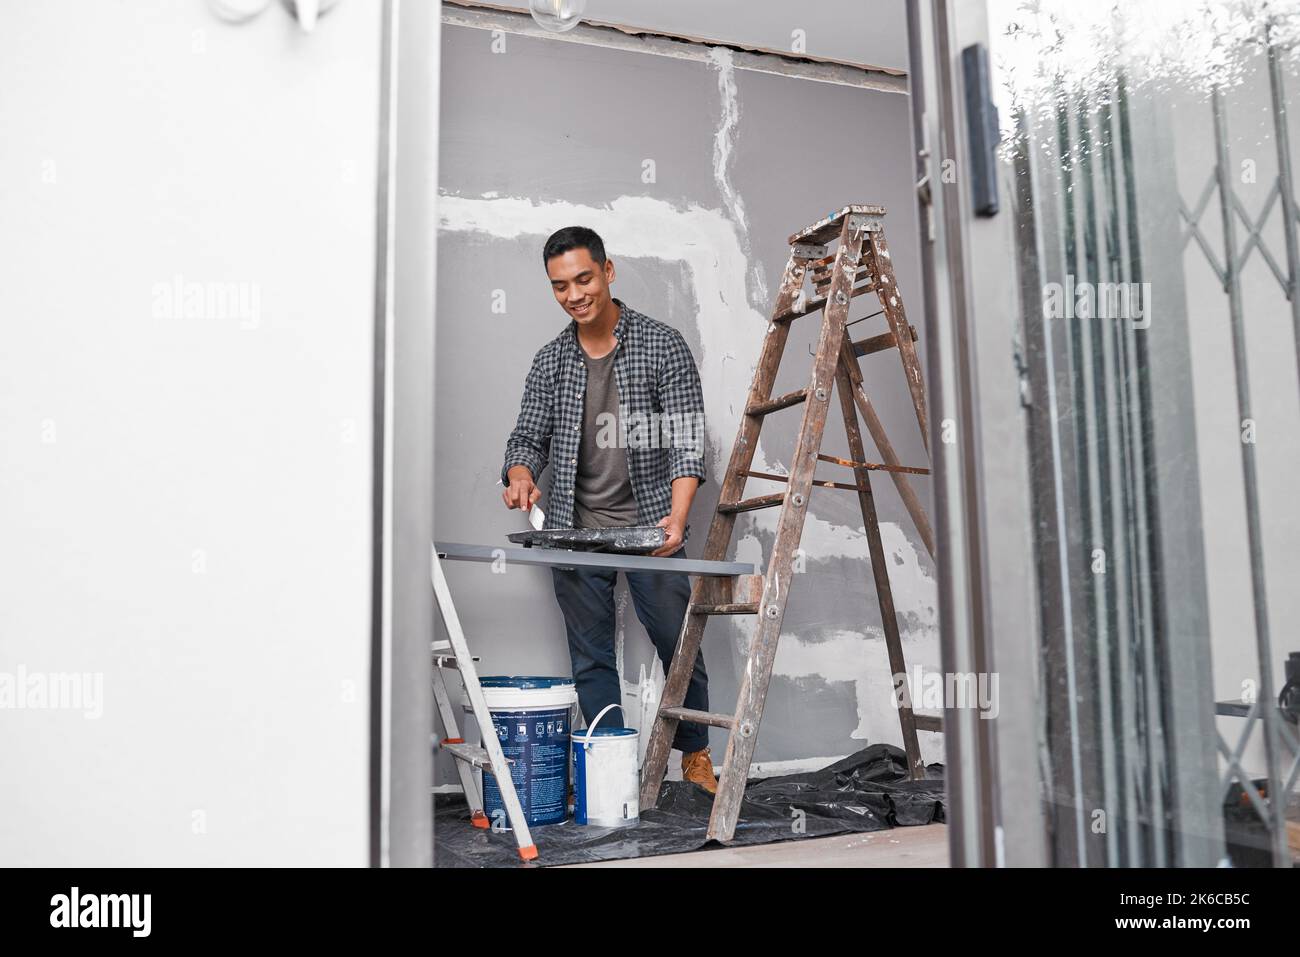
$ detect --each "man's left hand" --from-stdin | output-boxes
[652,514,686,558]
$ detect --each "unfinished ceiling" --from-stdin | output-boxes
[452,0,910,72]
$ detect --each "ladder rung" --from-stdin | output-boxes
[810,263,870,287]
[913,714,943,732]
[813,279,874,299]
[717,492,786,514]
[742,469,872,493]
[745,389,808,417]
[852,324,918,358]
[659,707,736,730]
[775,296,825,322]
[442,742,512,770]
[774,281,876,323]
[692,602,760,616]
[816,452,930,476]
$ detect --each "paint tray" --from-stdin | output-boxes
[506,525,687,554]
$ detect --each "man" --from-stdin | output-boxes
[500,225,718,794]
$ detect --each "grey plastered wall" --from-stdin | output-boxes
[433,16,936,787]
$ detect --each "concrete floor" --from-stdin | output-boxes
[561,823,949,867]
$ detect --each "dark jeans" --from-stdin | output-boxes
[551,549,710,754]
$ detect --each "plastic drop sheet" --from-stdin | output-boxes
[434,743,945,868]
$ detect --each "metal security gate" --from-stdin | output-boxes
[1175,43,1300,867]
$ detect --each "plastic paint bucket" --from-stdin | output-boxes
[480,676,577,829]
[572,703,640,827]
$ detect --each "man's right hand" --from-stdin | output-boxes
[502,466,541,512]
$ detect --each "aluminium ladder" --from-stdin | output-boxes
[639,205,939,843]
[431,549,537,861]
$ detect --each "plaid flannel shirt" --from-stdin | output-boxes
[501,299,707,529]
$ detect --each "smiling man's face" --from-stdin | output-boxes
[546,247,615,326]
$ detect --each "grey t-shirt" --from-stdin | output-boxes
[573,346,640,529]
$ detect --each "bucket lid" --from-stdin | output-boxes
[480,676,574,690]
[480,676,578,710]
[575,726,637,738]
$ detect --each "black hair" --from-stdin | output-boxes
[542,226,607,268]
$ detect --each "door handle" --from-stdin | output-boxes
[961,43,1001,218]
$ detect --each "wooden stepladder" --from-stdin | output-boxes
[639,205,938,843]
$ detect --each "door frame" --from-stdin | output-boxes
[372,0,442,868]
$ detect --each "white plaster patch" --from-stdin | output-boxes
[707,47,768,310]
[799,513,938,631]
[734,518,937,633]
[771,629,883,743]
[733,520,940,759]
[613,588,633,712]
[772,628,943,762]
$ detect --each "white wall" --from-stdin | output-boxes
[0,0,382,865]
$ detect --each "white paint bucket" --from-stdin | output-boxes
[571,703,640,828]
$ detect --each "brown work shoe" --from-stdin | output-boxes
[681,747,718,795]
